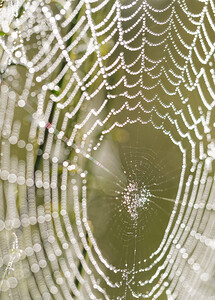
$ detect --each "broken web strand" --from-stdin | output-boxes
[91,126,184,268]
[72,123,183,298]
[115,129,177,277]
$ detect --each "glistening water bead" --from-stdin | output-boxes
[118,181,151,220]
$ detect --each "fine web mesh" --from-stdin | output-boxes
[0,0,215,299]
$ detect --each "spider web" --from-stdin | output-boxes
[0,0,215,299]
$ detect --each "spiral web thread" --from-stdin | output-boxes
[0,0,215,299]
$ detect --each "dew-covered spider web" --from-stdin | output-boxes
[1,0,215,299]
